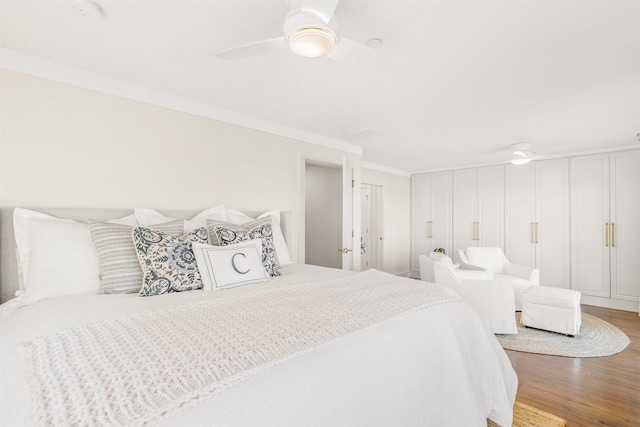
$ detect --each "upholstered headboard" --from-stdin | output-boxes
[0,207,292,303]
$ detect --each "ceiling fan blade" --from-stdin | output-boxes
[328,37,381,68]
[215,37,286,60]
[299,0,339,23]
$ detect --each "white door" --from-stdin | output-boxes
[477,165,504,248]
[411,174,429,275]
[452,168,477,256]
[361,184,383,271]
[361,184,373,270]
[429,171,453,256]
[571,154,611,297]
[609,150,640,301]
[341,156,356,271]
[535,158,570,288]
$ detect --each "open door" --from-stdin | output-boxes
[339,156,354,270]
[304,157,358,271]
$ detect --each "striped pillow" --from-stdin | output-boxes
[89,220,184,294]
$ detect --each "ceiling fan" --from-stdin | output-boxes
[214,0,378,65]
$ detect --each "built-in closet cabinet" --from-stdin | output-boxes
[570,151,640,310]
[452,166,504,260]
[410,172,452,277]
[504,159,570,288]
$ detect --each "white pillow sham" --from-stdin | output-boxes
[13,208,137,301]
[193,239,269,291]
[134,206,226,233]
[225,208,292,265]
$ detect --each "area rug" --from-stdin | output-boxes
[497,313,630,357]
[487,401,566,427]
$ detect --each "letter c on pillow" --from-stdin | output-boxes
[231,252,250,274]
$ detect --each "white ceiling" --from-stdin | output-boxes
[2,0,639,173]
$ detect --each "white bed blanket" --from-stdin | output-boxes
[1,264,517,427]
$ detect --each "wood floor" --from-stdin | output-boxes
[506,305,639,426]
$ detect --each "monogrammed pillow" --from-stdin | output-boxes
[206,217,280,277]
[193,239,269,291]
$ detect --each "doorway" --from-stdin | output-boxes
[361,183,383,270]
[304,162,343,269]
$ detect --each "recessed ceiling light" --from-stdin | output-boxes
[366,38,383,49]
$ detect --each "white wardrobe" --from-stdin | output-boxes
[452,166,504,257]
[570,151,640,311]
[504,158,571,289]
[410,171,452,276]
[411,149,640,312]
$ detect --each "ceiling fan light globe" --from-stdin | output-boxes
[511,151,533,165]
[287,26,336,59]
[511,157,532,165]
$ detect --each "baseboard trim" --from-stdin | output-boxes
[581,295,639,313]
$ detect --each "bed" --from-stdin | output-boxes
[0,207,517,427]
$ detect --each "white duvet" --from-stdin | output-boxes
[0,264,517,427]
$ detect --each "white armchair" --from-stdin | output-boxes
[419,254,517,334]
[463,247,540,311]
[421,252,491,282]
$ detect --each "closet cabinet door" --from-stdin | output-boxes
[536,159,570,288]
[609,150,640,301]
[504,164,536,267]
[452,168,476,258]
[477,165,504,249]
[571,154,610,297]
[429,171,453,256]
[410,174,429,275]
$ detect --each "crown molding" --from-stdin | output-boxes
[412,144,640,175]
[361,161,411,177]
[1,48,363,156]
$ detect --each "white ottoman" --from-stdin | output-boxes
[521,286,582,336]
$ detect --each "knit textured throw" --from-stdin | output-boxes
[22,269,458,426]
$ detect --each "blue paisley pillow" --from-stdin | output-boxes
[133,226,209,297]
[206,217,280,277]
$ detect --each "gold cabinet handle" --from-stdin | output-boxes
[611,223,615,248]
[535,222,539,244]
[605,222,609,247]
[476,222,480,241]
[531,222,534,244]
[338,248,352,254]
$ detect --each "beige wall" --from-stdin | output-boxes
[0,69,411,272]
[361,168,411,275]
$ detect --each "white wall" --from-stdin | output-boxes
[0,69,360,263]
[0,69,411,272]
[361,168,411,276]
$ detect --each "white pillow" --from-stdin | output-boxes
[13,208,137,300]
[134,206,226,233]
[193,239,269,291]
[225,208,292,265]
